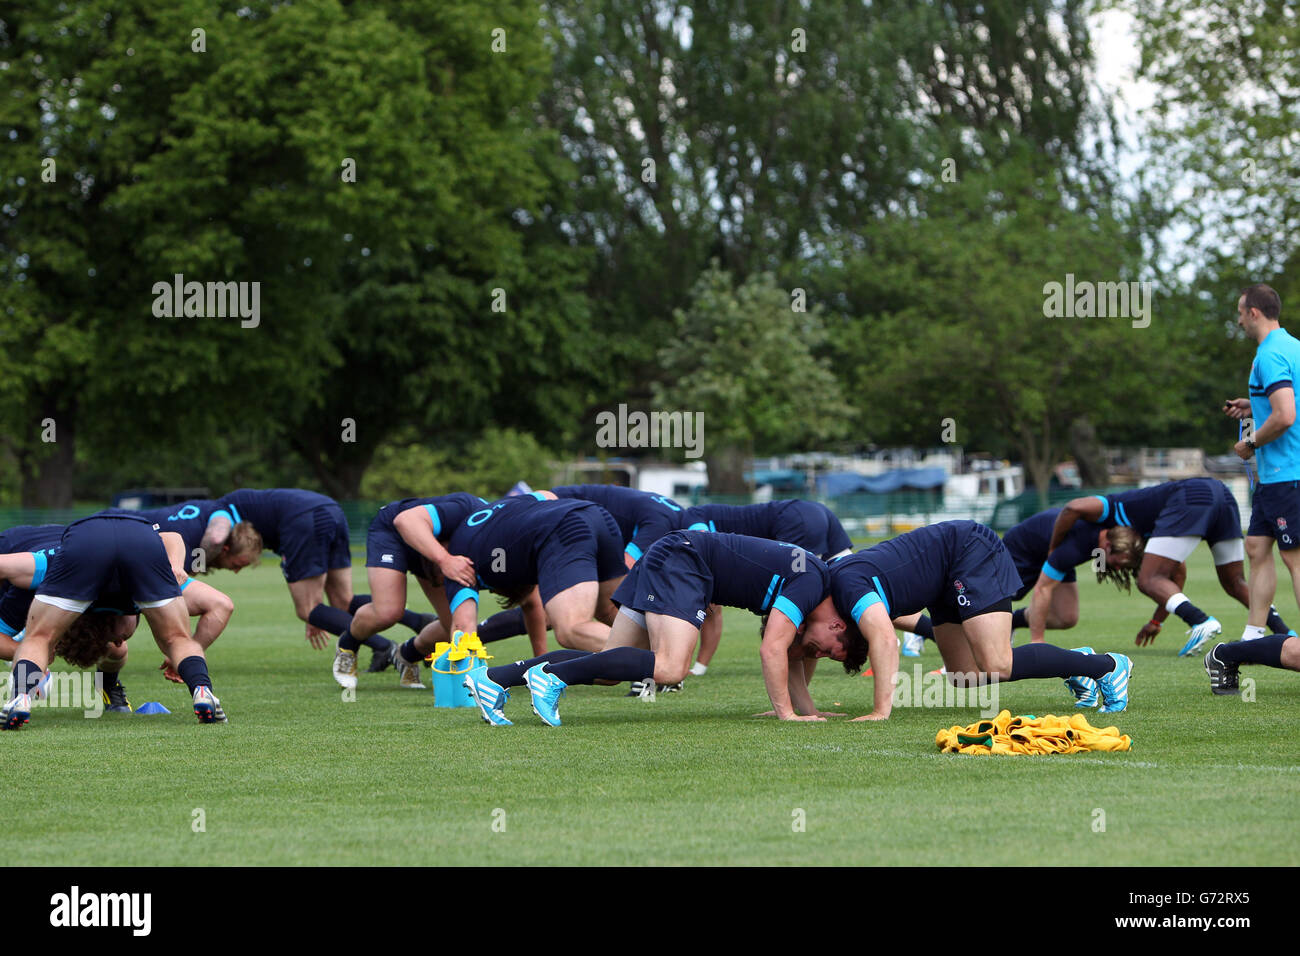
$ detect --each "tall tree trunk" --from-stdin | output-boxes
[20,394,77,507]
[705,444,751,497]
[1069,416,1109,487]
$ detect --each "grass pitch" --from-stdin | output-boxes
[8,545,1300,866]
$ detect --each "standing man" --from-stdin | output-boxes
[1213,284,1300,691]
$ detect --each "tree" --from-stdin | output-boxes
[829,150,1183,506]
[653,265,850,493]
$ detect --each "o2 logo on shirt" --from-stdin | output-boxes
[169,504,200,521]
[650,495,681,512]
[954,579,970,607]
[467,502,509,526]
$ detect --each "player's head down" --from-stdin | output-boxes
[762,599,868,674]
[54,611,136,668]
[210,522,263,572]
[1096,526,1145,591]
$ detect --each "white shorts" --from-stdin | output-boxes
[1144,536,1244,566]
[33,594,176,613]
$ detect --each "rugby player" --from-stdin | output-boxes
[679,499,854,677]
[1003,506,1147,642]
[473,484,688,646]
[396,494,625,686]
[0,523,132,711]
[201,489,387,659]
[333,493,487,689]
[462,530,859,725]
[0,513,226,727]
[1208,284,1300,692]
[829,520,1133,716]
[1048,477,1281,656]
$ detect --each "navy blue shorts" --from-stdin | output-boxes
[280,505,353,581]
[773,501,853,559]
[1001,533,1075,602]
[535,506,625,605]
[929,524,1023,627]
[611,537,711,628]
[1247,480,1300,549]
[364,517,430,579]
[1150,478,1241,543]
[37,516,181,606]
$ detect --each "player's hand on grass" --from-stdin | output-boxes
[159,660,183,683]
[305,624,329,650]
[1223,398,1251,419]
[781,713,827,722]
[439,554,477,589]
[1136,620,1162,645]
[850,711,890,721]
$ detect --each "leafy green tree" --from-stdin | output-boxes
[828,151,1181,505]
[653,265,849,493]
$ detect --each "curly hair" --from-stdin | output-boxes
[1097,526,1145,592]
[54,613,122,668]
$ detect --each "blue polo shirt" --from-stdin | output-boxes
[1250,327,1300,483]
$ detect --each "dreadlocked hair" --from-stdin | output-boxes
[1097,526,1145,592]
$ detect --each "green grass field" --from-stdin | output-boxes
[8,544,1300,866]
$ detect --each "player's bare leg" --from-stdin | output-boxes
[1246,534,1277,628]
[288,574,330,648]
[645,612,699,686]
[545,582,608,652]
[350,567,405,641]
[691,603,723,673]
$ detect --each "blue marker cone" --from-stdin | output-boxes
[134,701,171,715]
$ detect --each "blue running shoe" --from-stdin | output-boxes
[1179,617,1221,657]
[1063,646,1098,707]
[1,693,31,730]
[525,663,567,727]
[463,666,512,726]
[1096,653,1132,713]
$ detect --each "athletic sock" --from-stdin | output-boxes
[1218,635,1288,667]
[913,614,934,641]
[478,607,527,643]
[1008,643,1113,681]
[487,649,590,688]
[1011,607,1028,630]
[13,660,43,696]
[100,669,123,690]
[308,604,353,637]
[337,628,362,652]
[546,647,656,685]
[348,594,371,615]
[397,638,422,665]
[1165,593,1209,627]
[402,609,433,633]
[363,634,391,651]
[1266,606,1290,634]
[1241,624,1267,642]
[177,656,213,695]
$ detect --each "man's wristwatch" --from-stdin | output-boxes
[1246,438,1257,450]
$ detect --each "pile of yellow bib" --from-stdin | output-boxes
[935,709,1131,755]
